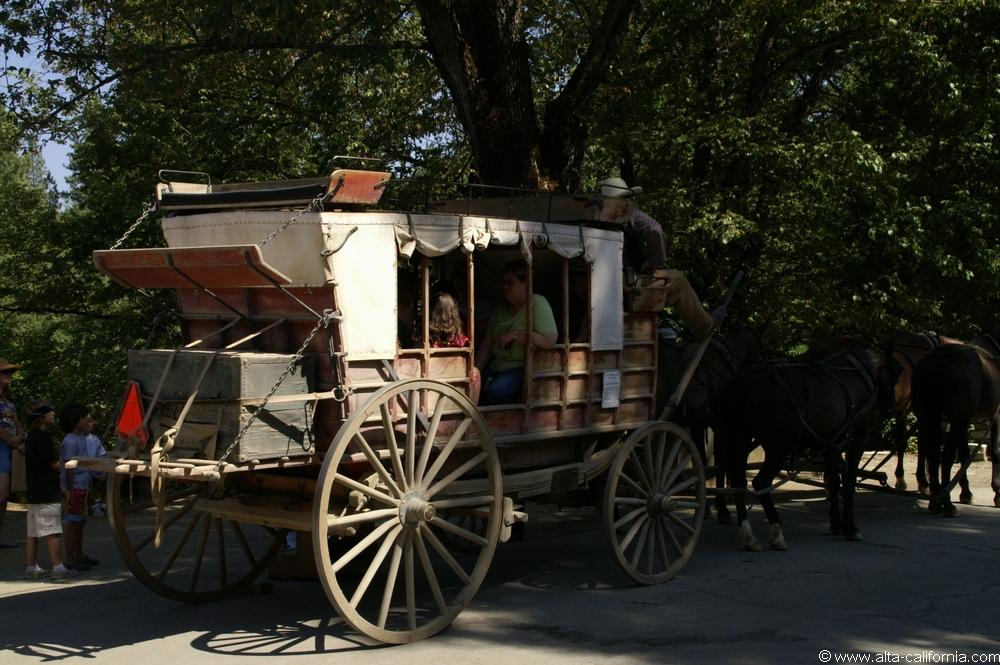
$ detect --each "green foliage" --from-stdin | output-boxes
[0,0,998,411]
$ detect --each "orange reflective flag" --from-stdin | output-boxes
[117,381,148,447]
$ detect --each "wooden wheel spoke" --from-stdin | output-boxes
[655,520,671,572]
[671,500,702,510]
[333,473,399,507]
[405,533,417,631]
[660,453,692,495]
[619,514,649,552]
[420,523,471,584]
[327,507,399,530]
[416,396,449,482]
[663,475,698,498]
[155,512,203,581]
[657,439,682,490]
[414,529,448,615]
[133,497,197,553]
[188,514,212,593]
[642,441,656,491]
[660,515,684,553]
[425,451,488,498]
[352,432,403,498]
[380,403,408,492]
[666,511,696,535]
[645,520,656,575]
[406,389,418,486]
[628,449,653,490]
[630,520,651,570]
[431,495,495,510]
[216,518,228,588]
[229,520,258,568]
[349,525,403,608]
[332,519,399,574]
[613,505,648,531]
[618,471,649,498]
[378,533,405,629]
[420,417,473,490]
[614,496,647,506]
[123,487,199,515]
[429,516,489,547]
[653,432,667,488]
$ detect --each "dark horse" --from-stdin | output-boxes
[885,331,962,491]
[712,347,897,549]
[656,326,769,518]
[910,333,1000,515]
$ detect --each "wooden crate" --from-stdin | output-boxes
[128,350,314,462]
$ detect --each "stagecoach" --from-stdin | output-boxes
[69,160,720,643]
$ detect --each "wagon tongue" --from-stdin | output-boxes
[117,380,148,449]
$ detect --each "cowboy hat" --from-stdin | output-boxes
[598,177,643,198]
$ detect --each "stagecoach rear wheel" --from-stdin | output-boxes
[604,422,706,585]
[107,473,285,602]
[312,379,502,644]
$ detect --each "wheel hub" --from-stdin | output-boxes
[649,493,674,515]
[400,492,436,528]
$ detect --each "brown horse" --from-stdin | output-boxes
[910,333,1000,515]
[712,346,897,549]
[885,331,962,491]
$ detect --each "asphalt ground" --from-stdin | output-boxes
[1,453,998,665]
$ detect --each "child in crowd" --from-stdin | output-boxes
[429,292,481,404]
[22,400,77,579]
[0,358,23,548]
[60,404,106,571]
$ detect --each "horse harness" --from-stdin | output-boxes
[767,351,879,453]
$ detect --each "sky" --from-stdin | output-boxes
[5,51,73,192]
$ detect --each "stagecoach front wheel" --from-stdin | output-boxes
[312,379,502,644]
[107,473,285,602]
[604,422,706,585]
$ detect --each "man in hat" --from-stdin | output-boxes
[0,358,22,548]
[598,177,726,338]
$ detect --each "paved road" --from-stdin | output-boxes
[1,459,999,664]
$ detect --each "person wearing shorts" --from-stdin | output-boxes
[60,404,106,571]
[22,401,76,580]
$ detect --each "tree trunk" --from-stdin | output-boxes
[417,0,639,191]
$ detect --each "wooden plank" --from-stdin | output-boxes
[93,245,291,289]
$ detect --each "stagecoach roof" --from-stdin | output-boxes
[159,210,624,359]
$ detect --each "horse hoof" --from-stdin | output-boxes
[942,505,960,518]
[928,499,942,514]
[960,491,973,505]
[845,531,864,542]
[993,495,1000,509]
[895,478,908,492]
[918,484,930,496]
[768,524,787,551]
[738,520,760,551]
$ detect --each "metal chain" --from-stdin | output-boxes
[110,200,158,250]
[258,189,334,247]
[215,310,335,467]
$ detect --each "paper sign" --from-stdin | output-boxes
[602,370,621,409]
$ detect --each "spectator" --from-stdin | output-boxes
[428,292,481,405]
[60,404,106,571]
[0,358,22,548]
[22,400,77,579]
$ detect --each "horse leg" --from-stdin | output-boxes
[957,426,974,505]
[917,412,943,513]
[939,418,966,517]
[725,435,759,551]
[692,424,715,520]
[840,433,865,541]
[825,448,843,535]
[714,435,732,525]
[991,417,1000,508]
[893,411,909,491]
[752,452,787,551]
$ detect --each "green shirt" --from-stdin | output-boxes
[486,294,558,372]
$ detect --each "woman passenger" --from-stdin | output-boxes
[475,260,558,404]
[429,292,481,405]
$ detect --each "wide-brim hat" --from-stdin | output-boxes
[0,357,21,373]
[599,177,643,199]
